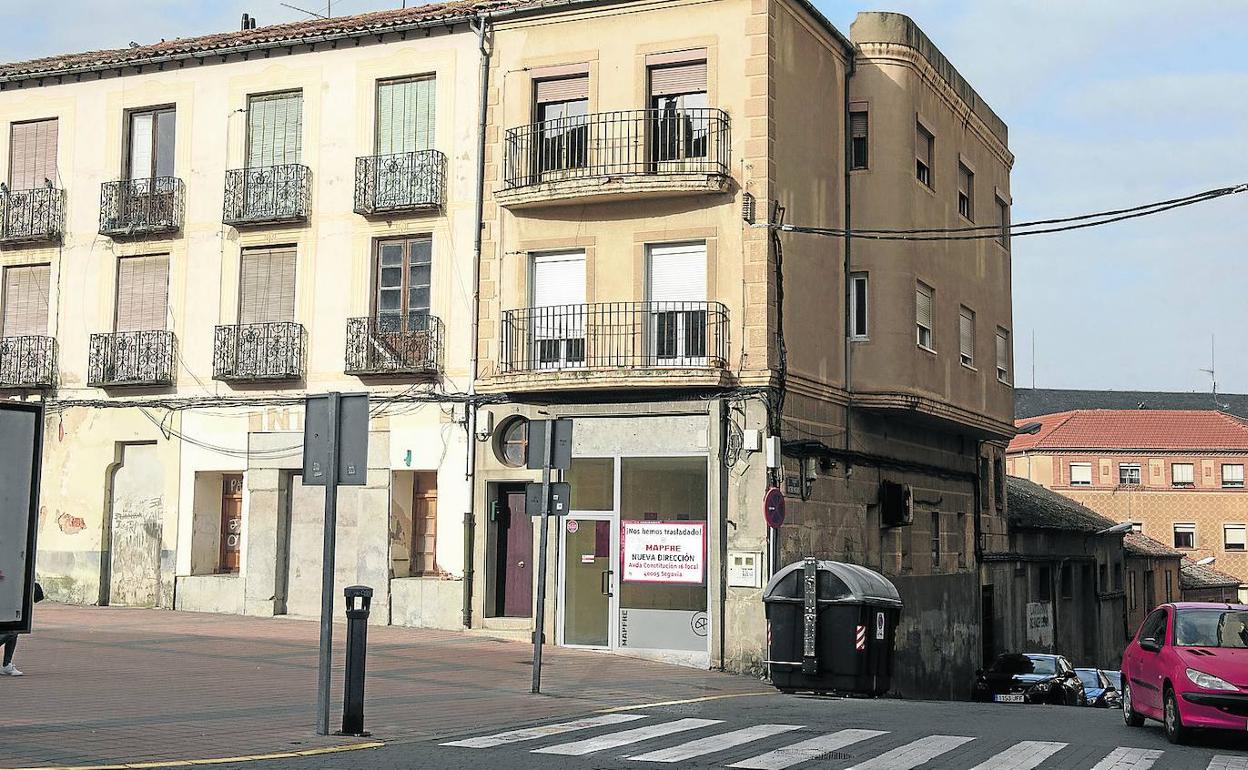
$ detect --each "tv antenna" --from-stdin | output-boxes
[1200,334,1229,410]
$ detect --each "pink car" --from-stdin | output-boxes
[1122,602,1248,744]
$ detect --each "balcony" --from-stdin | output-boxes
[213,322,305,382]
[498,108,730,209]
[88,330,176,387]
[497,301,729,390]
[345,314,443,377]
[354,150,446,216]
[99,178,184,238]
[0,184,63,245]
[222,165,311,227]
[0,336,57,389]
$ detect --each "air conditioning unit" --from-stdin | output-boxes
[880,480,913,528]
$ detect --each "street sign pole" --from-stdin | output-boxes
[531,418,554,694]
[315,393,340,736]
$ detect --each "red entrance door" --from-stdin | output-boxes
[498,487,533,617]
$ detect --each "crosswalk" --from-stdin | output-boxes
[441,713,1248,769]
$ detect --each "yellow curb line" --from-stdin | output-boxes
[596,691,777,713]
[1,741,386,770]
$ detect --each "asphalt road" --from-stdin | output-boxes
[201,692,1248,770]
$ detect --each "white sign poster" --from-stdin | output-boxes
[1026,601,1054,649]
[621,520,706,584]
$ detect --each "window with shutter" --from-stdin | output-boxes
[1173,523,1196,549]
[247,92,303,167]
[127,108,175,180]
[959,306,974,366]
[995,327,1010,383]
[1172,463,1195,486]
[915,282,934,349]
[1225,524,1246,551]
[647,242,707,362]
[1223,464,1245,488]
[376,76,436,155]
[530,251,586,368]
[9,119,58,190]
[2,264,50,337]
[849,273,868,339]
[849,106,868,170]
[997,196,1010,248]
[115,255,169,332]
[915,121,933,187]
[239,246,296,324]
[648,59,709,163]
[958,163,974,221]
[534,77,589,175]
[1070,462,1092,486]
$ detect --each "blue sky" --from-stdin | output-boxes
[3,1,1244,393]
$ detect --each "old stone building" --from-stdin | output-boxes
[5,0,1014,700]
[1122,531,1181,633]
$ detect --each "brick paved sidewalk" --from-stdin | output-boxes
[1,605,767,769]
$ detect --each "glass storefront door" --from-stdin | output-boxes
[560,516,612,647]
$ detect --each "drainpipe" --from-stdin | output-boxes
[463,12,491,629]
[842,50,855,453]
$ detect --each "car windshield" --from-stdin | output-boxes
[1075,670,1101,688]
[988,654,1057,675]
[1104,671,1122,690]
[1175,609,1248,648]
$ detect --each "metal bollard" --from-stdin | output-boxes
[340,585,373,737]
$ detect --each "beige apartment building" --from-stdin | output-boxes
[1007,409,1248,598]
[4,0,1013,700]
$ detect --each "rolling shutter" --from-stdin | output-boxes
[649,61,707,97]
[959,308,974,362]
[9,119,58,190]
[377,77,436,155]
[2,264,50,337]
[915,123,932,165]
[647,242,706,302]
[247,92,303,167]
[239,246,296,324]
[115,255,169,332]
[916,284,933,330]
[534,76,588,105]
[849,110,868,140]
[996,329,1009,374]
[531,252,585,307]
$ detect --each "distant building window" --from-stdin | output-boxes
[1172,463,1195,487]
[1059,563,1072,599]
[1070,462,1092,486]
[1098,562,1108,593]
[849,103,868,170]
[1114,561,1123,591]
[994,456,1005,511]
[1035,564,1052,602]
[959,306,975,367]
[1164,570,1173,602]
[915,121,933,187]
[916,282,934,350]
[957,162,974,221]
[995,328,1010,383]
[1225,524,1246,551]
[997,196,1010,248]
[850,273,869,339]
[1119,464,1141,486]
[930,511,941,568]
[1130,521,1143,533]
[1174,522,1196,550]
[1223,464,1244,488]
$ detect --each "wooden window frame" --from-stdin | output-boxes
[410,471,438,576]
[218,473,244,574]
[372,235,433,320]
[123,105,176,180]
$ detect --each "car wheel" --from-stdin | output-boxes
[1163,687,1188,744]
[1123,683,1145,727]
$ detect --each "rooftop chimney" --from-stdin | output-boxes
[241,13,257,30]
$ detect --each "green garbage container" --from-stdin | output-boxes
[764,559,902,695]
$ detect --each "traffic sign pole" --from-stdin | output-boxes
[531,418,554,694]
[315,393,340,736]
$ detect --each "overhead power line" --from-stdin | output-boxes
[758,184,1246,242]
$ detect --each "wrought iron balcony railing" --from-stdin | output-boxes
[213,322,306,382]
[0,184,64,244]
[222,165,311,227]
[345,314,443,376]
[354,150,446,215]
[0,336,57,389]
[88,330,176,387]
[99,178,185,237]
[503,108,730,190]
[501,301,728,373]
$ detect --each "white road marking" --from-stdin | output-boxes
[628,723,803,763]
[728,729,889,770]
[844,734,976,770]
[1089,747,1164,770]
[440,713,647,748]
[1208,757,1248,770]
[532,717,723,756]
[967,741,1068,770]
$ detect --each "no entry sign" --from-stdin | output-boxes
[764,486,785,528]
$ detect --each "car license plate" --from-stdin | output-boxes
[994,694,1025,703]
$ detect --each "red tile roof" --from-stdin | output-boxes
[1123,531,1182,559]
[1009,409,1248,453]
[0,0,533,82]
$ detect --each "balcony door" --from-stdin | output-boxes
[245,91,303,218]
[647,242,707,365]
[2,264,50,338]
[533,76,588,180]
[374,76,436,210]
[531,251,585,369]
[648,57,708,168]
[9,118,58,191]
[125,107,176,224]
[371,236,433,368]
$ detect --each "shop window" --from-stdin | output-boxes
[218,474,243,574]
[569,457,614,511]
[410,472,438,575]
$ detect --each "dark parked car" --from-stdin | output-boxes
[1076,668,1122,708]
[973,653,1088,706]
